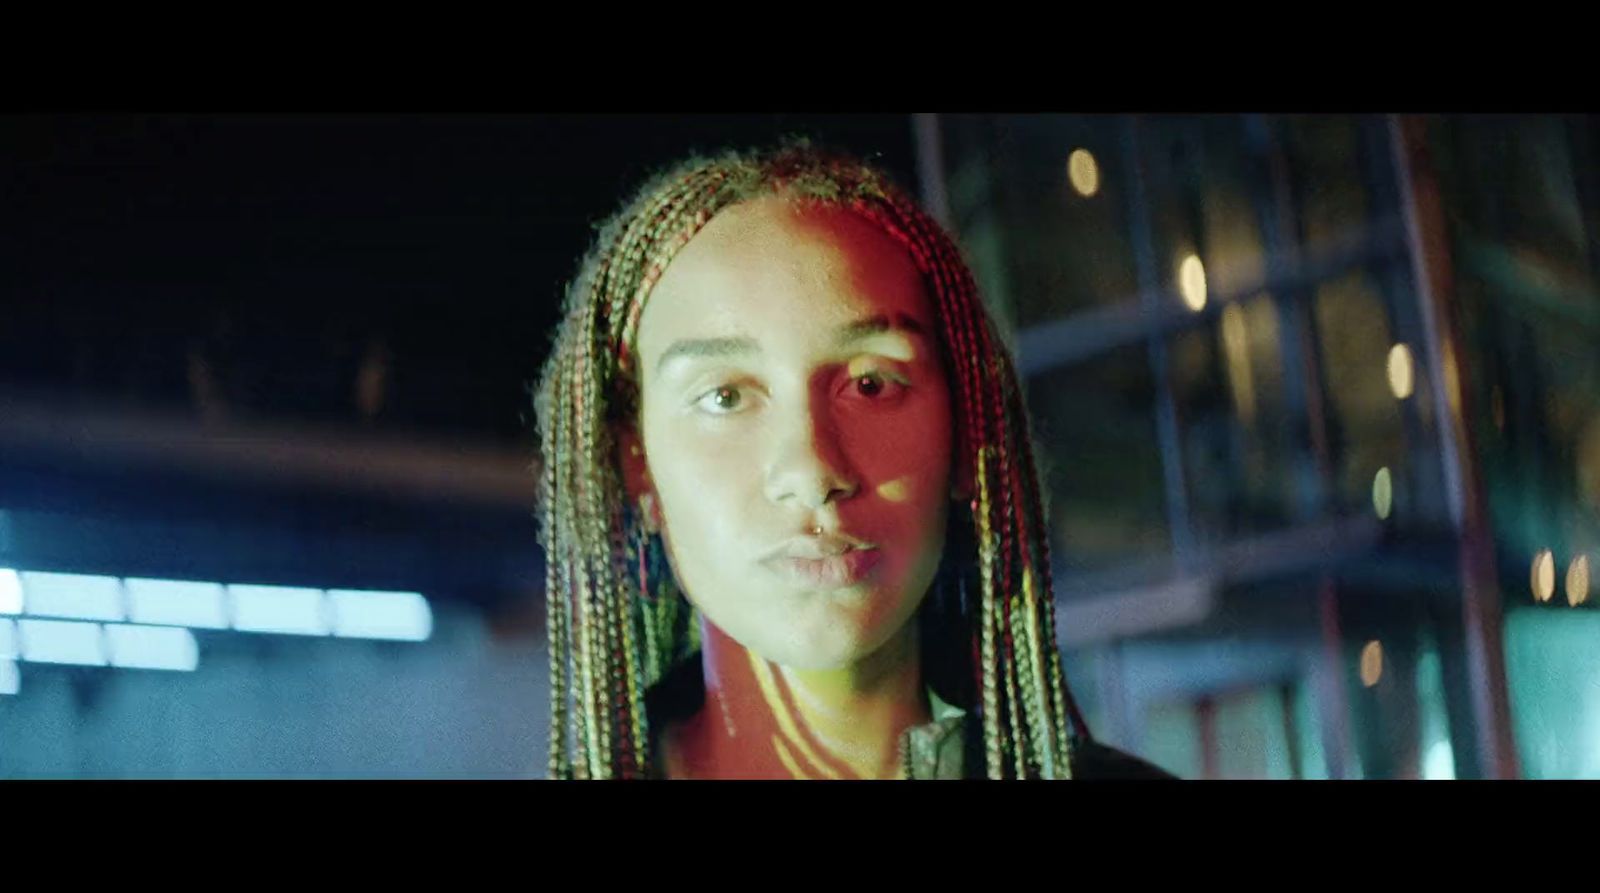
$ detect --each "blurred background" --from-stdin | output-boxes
[1,114,1594,779]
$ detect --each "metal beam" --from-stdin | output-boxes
[1016,216,1408,378]
[0,386,538,512]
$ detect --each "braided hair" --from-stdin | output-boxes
[534,140,1087,779]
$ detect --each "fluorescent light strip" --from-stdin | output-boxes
[0,660,18,695]
[0,619,15,660]
[10,619,201,672]
[0,569,22,615]
[3,569,434,645]
[327,589,433,642]
[20,571,124,622]
[125,577,229,629]
[18,618,107,667]
[104,623,200,671]
[229,584,329,636]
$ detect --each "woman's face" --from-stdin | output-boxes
[627,196,954,671]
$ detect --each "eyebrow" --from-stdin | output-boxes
[653,335,759,376]
[837,312,929,344]
[653,312,931,377]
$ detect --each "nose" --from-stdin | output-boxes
[763,398,857,510]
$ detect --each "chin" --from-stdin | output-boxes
[759,638,868,671]
[755,604,908,671]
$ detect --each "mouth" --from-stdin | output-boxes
[762,548,884,589]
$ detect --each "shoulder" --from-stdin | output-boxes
[644,655,1177,780]
[645,653,706,730]
[1068,738,1179,780]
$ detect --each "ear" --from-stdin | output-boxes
[615,423,662,533]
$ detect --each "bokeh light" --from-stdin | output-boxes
[1360,640,1384,688]
[1568,555,1591,607]
[1532,549,1557,603]
[1372,467,1393,520]
[1178,254,1207,312]
[1067,148,1100,198]
[1387,343,1415,400]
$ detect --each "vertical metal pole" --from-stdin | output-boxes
[1097,641,1139,753]
[1387,113,1520,780]
[1121,115,1198,567]
[911,113,955,230]
[1315,578,1353,780]
[1117,115,1197,762]
[1357,114,1450,525]
[1251,114,1355,779]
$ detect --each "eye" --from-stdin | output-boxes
[693,383,749,415]
[844,370,909,404]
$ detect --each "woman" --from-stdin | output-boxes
[535,140,1172,780]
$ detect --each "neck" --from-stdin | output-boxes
[665,618,931,780]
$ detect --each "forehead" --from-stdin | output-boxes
[637,197,934,363]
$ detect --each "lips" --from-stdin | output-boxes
[763,548,884,588]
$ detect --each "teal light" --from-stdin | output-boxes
[1504,609,1600,779]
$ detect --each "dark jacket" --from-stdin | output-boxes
[645,653,1175,780]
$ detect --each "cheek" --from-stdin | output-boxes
[643,422,757,561]
[845,401,954,505]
